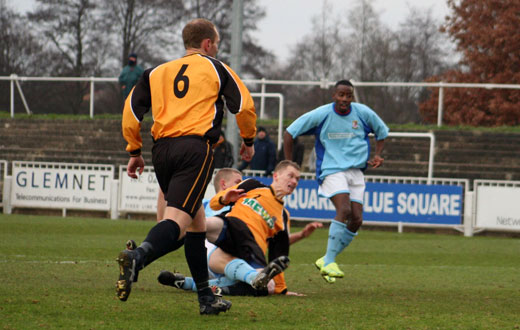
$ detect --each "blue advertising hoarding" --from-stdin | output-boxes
[250,177,463,225]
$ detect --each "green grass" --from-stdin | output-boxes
[1,214,519,329]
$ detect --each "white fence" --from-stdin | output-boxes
[2,74,520,126]
[7,161,114,217]
[1,160,518,237]
[0,160,7,209]
[118,165,160,214]
[473,179,520,233]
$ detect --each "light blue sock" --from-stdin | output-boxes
[224,258,258,285]
[186,268,246,292]
[210,275,238,288]
[183,276,196,291]
[323,220,357,265]
[185,276,238,292]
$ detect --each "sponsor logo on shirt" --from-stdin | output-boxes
[328,132,355,139]
[242,198,275,228]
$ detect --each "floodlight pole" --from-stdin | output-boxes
[227,0,244,167]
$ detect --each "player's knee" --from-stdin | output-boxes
[350,214,363,228]
[335,205,352,221]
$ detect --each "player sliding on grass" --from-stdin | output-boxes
[158,160,322,296]
[158,217,322,296]
[284,80,389,283]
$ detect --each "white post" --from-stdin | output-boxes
[251,93,285,151]
[437,83,444,127]
[89,77,95,119]
[427,132,435,184]
[398,221,403,233]
[277,94,284,151]
[10,74,15,118]
[320,77,328,89]
[385,132,435,183]
[260,77,266,119]
[463,191,474,237]
[62,208,67,218]
[351,79,361,102]
[13,76,32,115]
[2,176,12,214]
[110,180,119,220]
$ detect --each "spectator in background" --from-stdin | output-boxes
[238,126,276,176]
[278,136,304,167]
[118,53,144,99]
[213,131,234,169]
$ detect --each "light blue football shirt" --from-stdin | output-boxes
[203,198,230,217]
[286,102,389,182]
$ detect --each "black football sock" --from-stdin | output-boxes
[184,231,213,300]
[137,219,183,268]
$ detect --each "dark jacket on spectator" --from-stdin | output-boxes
[277,137,304,166]
[239,130,276,175]
[214,140,234,168]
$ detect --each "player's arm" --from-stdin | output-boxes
[289,222,323,244]
[219,63,257,148]
[363,106,389,168]
[209,178,266,210]
[284,107,325,160]
[368,139,385,168]
[283,131,295,161]
[122,68,153,157]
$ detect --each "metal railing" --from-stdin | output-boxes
[2,74,520,126]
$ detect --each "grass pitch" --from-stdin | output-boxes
[0,214,519,329]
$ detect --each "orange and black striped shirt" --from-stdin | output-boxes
[211,178,291,294]
[210,178,290,255]
[122,52,257,156]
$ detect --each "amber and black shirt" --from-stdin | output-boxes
[122,52,257,156]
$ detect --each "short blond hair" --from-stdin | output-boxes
[213,168,242,192]
[274,160,300,173]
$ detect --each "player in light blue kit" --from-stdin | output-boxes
[283,80,389,283]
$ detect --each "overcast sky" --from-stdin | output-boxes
[255,0,450,63]
[11,0,450,63]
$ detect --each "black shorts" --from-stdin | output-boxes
[215,216,267,267]
[152,136,215,218]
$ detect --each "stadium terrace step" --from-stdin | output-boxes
[1,118,519,182]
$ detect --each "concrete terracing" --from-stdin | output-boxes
[1,118,519,182]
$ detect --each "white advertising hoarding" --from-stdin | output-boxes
[476,185,520,230]
[11,161,114,211]
[118,166,160,213]
[118,166,217,214]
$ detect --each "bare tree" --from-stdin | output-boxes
[183,0,274,77]
[99,0,185,69]
[28,0,110,76]
[272,1,345,117]
[345,0,385,82]
[0,1,47,76]
[27,0,112,114]
[389,7,452,122]
[276,0,453,124]
[420,0,520,126]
